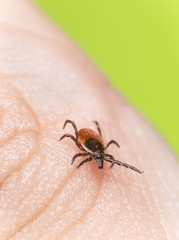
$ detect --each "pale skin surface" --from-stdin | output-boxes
[0,0,179,239]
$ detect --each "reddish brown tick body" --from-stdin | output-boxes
[59,120,143,173]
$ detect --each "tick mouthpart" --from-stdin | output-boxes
[95,153,104,159]
[96,158,103,169]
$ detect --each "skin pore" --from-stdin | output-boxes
[0,0,179,239]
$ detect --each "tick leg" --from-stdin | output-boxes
[62,119,79,139]
[59,134,84,151]
[71,152,89,165]
[93,121,102,137]
[104,157,143,174]
[76,156,93,168]
[104,140,120,150]
[105,154,116,168]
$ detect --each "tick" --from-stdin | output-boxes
[59,119,143,174]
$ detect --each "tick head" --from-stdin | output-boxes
[96,158,103,169]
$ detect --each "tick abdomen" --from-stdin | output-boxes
[85,138,104,153]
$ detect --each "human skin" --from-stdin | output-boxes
[0,0,179,239]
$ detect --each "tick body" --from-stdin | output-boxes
[59,119,143,174]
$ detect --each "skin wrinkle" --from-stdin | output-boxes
[0,82,41,190]
[0,150,71,239]
[4,158,47,238]
[0,21,62,51]
[0,129,38,147]
[56,170,104,239]
[0,82,42,238]
[9,150,104,240]
[8,160,90,239]
[13,147,56,217]
[63,172,126,240]
[0,83,40,144]
[0,127,17,146]
[8,84,41,130]
[70,167,136,239]
[0,130,38,187]
[30,166,102,240]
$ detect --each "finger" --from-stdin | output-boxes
[0,1,179,240]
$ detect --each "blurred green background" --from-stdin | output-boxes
[33,0,179,156]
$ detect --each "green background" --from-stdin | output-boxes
[33,0,179,156]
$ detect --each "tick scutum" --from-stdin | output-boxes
[85,138,104,153]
